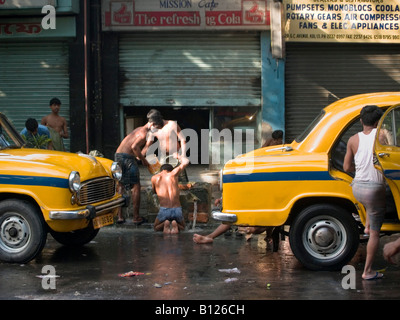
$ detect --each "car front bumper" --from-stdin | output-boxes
[211,210,237,223]
[49,196,127,220]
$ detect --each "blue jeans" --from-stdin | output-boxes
[156,207,183,223]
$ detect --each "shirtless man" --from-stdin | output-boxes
[41,97,68,151]
[143,109,187,163]
[115,124,151,224]
[152,156,189,234]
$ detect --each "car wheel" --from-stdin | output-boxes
[289,204,359,271]
[49,222,99,246]
[0,200,47,263]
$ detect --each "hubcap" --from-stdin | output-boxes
[303,216,347,260]
[0,215,30,253]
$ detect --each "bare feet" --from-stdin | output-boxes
[171,220,179,234]
[362,271,384,280]
[193,234,214,244]
[163,220,171,234]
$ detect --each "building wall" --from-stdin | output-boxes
[261,32,285,142]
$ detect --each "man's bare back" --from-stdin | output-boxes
[152,170,181,208]
[152,157,189,233]
[116,125,150,164]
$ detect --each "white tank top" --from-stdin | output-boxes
[354,128,384,184]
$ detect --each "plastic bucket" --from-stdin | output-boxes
[146,154,161,174]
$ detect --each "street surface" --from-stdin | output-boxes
[1,223,400,303]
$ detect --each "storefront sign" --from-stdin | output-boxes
[284,0,400,43]
[0,0,56,9]
[0,17,75,39]
[102,0,270,30]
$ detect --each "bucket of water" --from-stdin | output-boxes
[146,154,161,174]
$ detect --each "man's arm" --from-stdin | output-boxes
[131,135,149,166]
[41,116,47,126]
[151,175,157,193]
[141,131,156,158]
[61,118,69,139]
[171,156,189,176]
[177,124,187,157]
[343,135,357,173]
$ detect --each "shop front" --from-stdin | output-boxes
[284,0,400,142]
[0,0,80,151]
[101,0,284,169]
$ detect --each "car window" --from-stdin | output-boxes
[379,107,400,147]
[330,117,362,173]
[0,125,20,149]
[331,106,392,172]
[295,110,325,143]
[0,115,25,149]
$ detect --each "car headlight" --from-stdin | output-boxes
[68,171,81,192]
[111,162,122,181]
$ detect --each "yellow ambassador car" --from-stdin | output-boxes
[0,113,125,263]
[213,92,400,270]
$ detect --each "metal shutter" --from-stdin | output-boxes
[285,43,400,143]
[119,32,261,107]
[0,42,70,150]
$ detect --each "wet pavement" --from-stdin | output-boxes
[1,223,400,302]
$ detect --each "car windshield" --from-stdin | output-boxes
[295,110,325,143]
[0,114,25,150]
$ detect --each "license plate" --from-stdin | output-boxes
[92,213,114,229]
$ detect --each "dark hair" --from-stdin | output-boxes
[147,109,163,127]
[360,105,383,126]
[25,118,38,132]
[272,130,283,139]
[49,97,61,106]
[160,164,174,172]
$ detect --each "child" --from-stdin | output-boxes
[41,97,68,151]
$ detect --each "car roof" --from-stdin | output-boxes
[324,92,400,115]
[294,92,400,153]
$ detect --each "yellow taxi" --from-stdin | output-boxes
[0,113,125,263]
[213,92,400,270]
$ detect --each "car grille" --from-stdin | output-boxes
[78,177,116,205]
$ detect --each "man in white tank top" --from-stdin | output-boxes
[344,105,385,280]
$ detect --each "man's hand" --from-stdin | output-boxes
[383,238,400,264]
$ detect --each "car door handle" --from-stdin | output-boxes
[378,152,390,158]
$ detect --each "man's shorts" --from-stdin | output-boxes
[352,181,386,231]
[115,153,140,189]
[156,207,183,223]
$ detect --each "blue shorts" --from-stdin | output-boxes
[156,207,183,223]
[115,153,140,189]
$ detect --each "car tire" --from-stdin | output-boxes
[49,222,99,246]
[289,203,359,271]
[0,199,47,263]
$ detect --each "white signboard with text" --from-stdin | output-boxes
[102,0,270,30]
[284,0,400,43]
